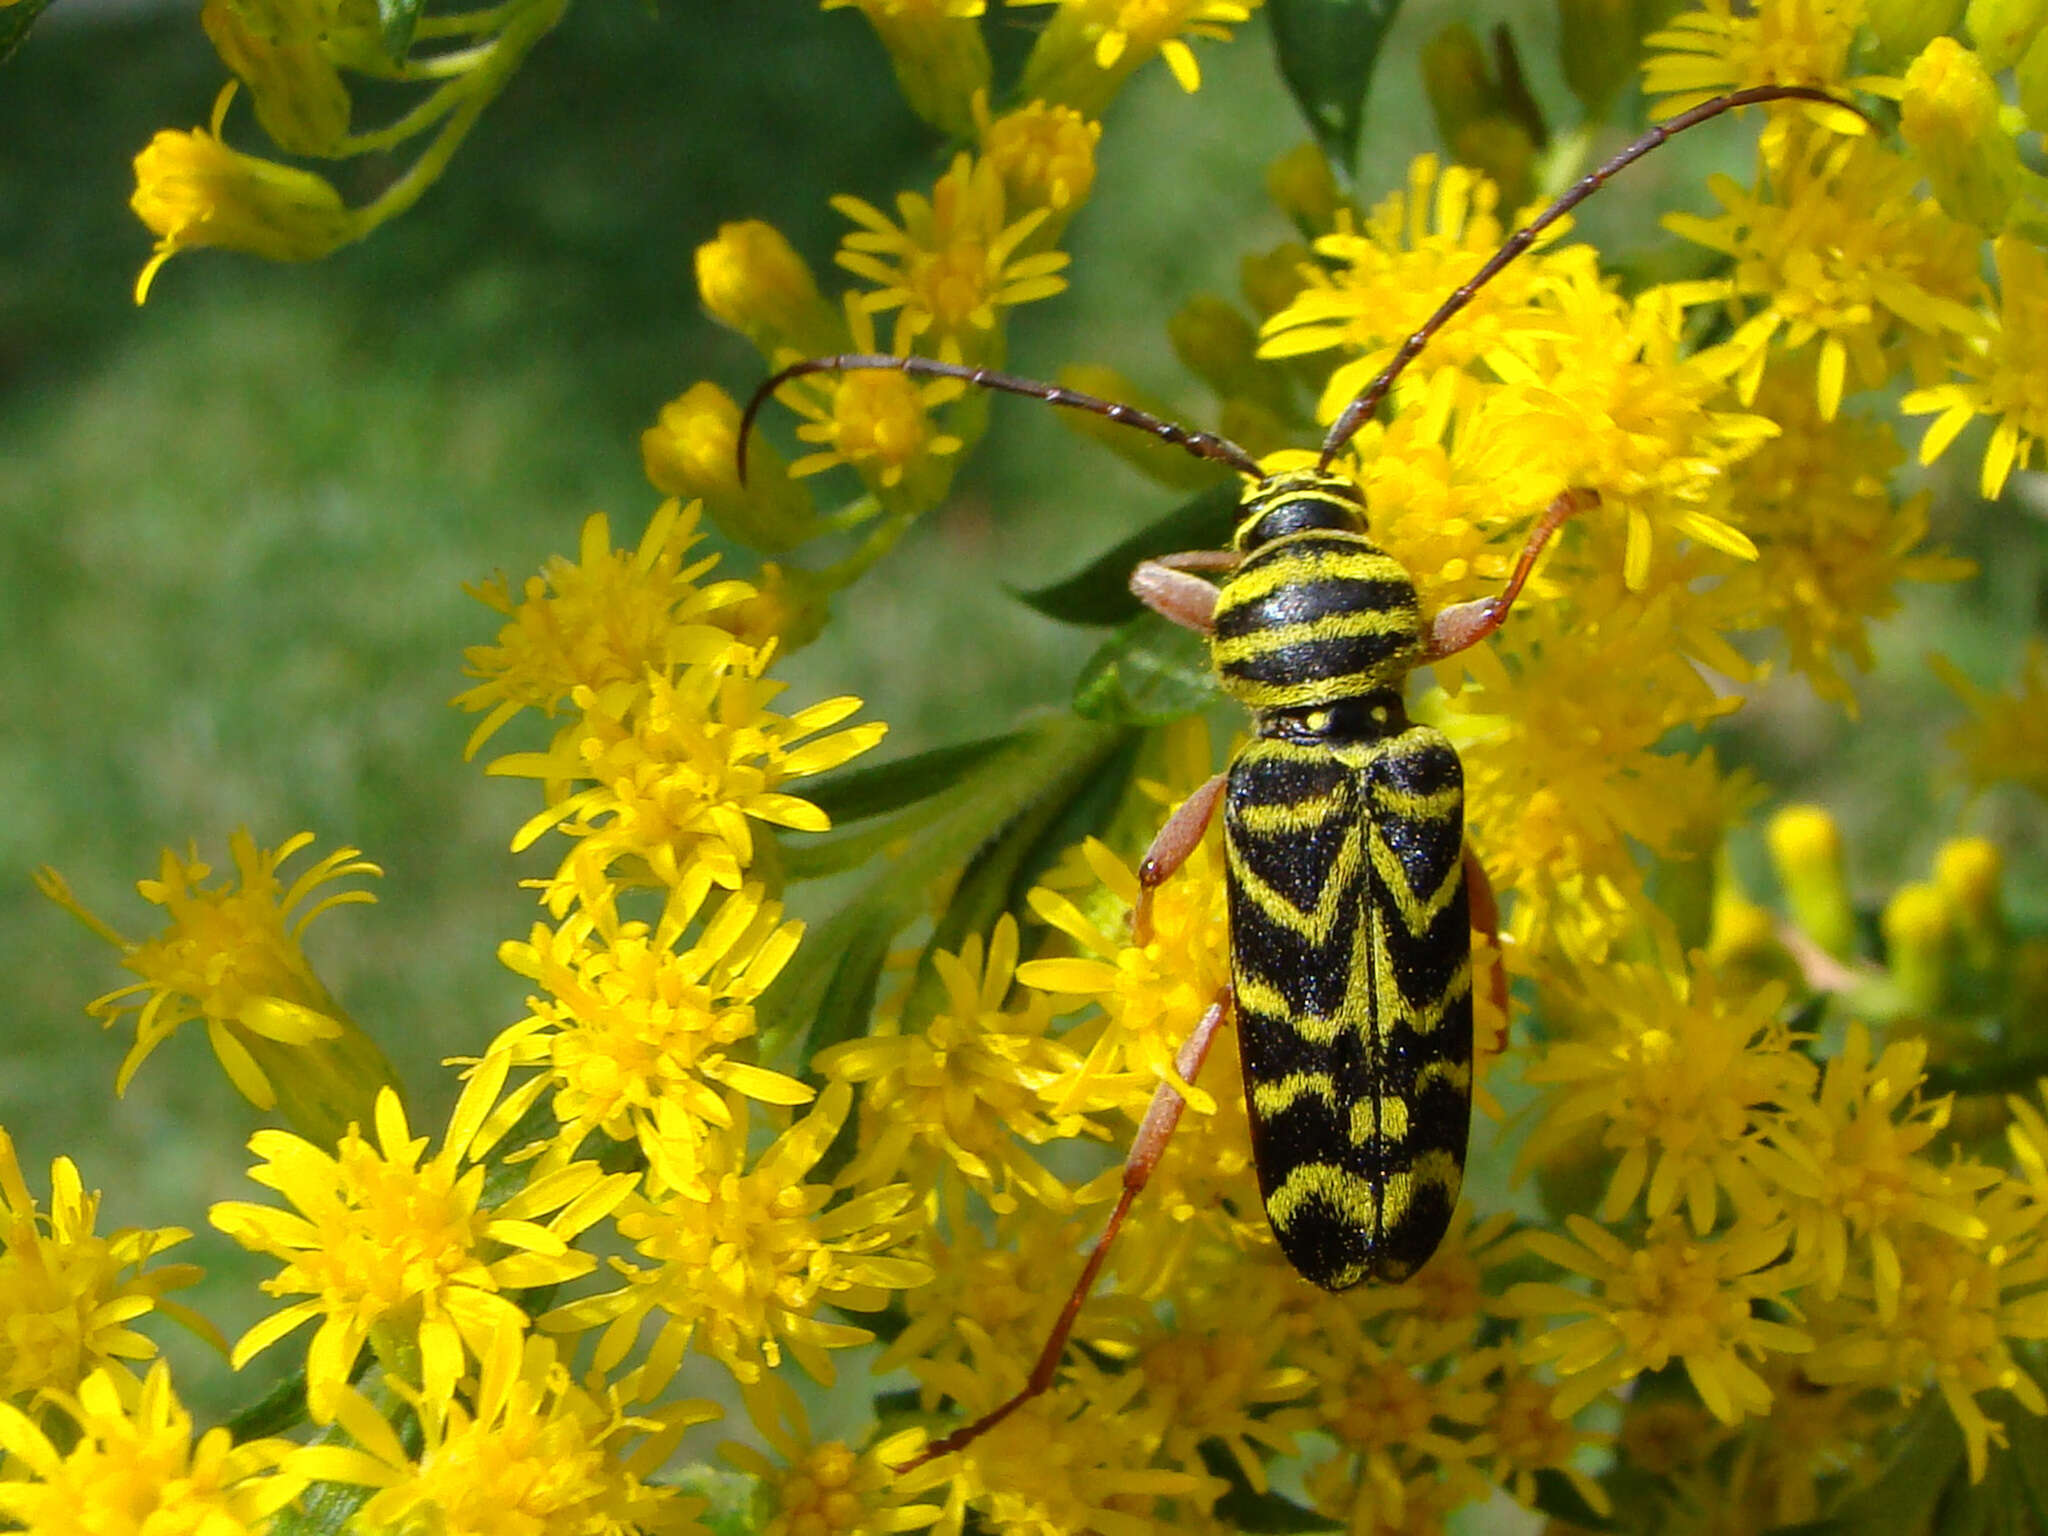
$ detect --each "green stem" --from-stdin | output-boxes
[1921,1051,2048,1098]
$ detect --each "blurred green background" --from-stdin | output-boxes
[2,0,2042,1418]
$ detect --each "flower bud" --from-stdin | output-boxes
[727,562,831,654]
[643,383,820,554]
[1866,0,1967,68]
[130,88,358,302]
[1934,835,2006,970]
[1168,294,1260,401]
[1421,22,1545,211]
[695,221,839,361]
[202,0,352,155]
[979,97,1100,229]
[1766,804,1857,961]
[1882,881,1955,1015]
[1556,0,1642,115]
[1967,0,2048,70]
[2018,25,2048,128]
[826,0,991,138]
[1901,37,2024,231]
[1265,144,1342,231]
[1241,241,1314,320]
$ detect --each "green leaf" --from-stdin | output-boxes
[378,0,424,61]
[1781,1392,1961,1536]
[1073,611,1220,726]
[1267,0,1405,177]
[1199,1441,1342,1533]
[0,0,56,67]
[799,730,1028,825]
[1013,481,1242,626]
[757,714,1129,1066]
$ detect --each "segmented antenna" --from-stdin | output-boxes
[1315,83,1864,467]
[735,86,1865,486]
[736,353,1263,482]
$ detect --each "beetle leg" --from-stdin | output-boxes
[1134,771,1228,945]
[896,988,1235,1471]
[1425,489,1596,659]
[1464,844,1509,1057]
[1130,549,1236,635]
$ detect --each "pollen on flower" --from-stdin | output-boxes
[1012,0,1264,110]
[1904,235,2048,499]
[455,501,755,759]
[1509,1214,1814,1424]
[815,915,1094,1210]
[1643,0,1864,111]
[977,95,1101,217]
[493,638,886,926]
[543,1085,931,1390]
[491,883,812,1162]
[210,1069,628,1421]
[834,151,1070,359]
[724,1374,948,1536]
[0,1362,307,1534]
[0,1130,211,1402]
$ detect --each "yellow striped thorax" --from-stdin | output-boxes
[1212,467,1427,713]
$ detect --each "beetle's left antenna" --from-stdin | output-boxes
[736,352,1263,483]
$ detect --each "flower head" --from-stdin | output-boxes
[212,1066,631,1421]
[130,85,357,302]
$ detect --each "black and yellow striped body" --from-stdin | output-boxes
[1213,469,1471,1290]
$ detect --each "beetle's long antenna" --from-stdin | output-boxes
[1315,84,1868,468]
[736,352,1264,483]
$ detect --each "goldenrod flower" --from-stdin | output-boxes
[1767,1022,1992,1317]
[778,299,967,495]
[1294,1309,1494,1533]
[212,1067,633,1420]
[1012,0,1263,113]
[1260,155,1589,426]
[696,218,839,361]
[1714,374,1971,708]
[496,639,886,924]
[1930,641,2048,801]
[1667,126,1982,417]
[1477,1351,1614,1519]
[1019,833,1230,1116]
[493,882,812,1162]
[816,915,1092,1211]
[37,831,394,1140]
[834,152,1069,360]
[641,385,822,554]
[1643,0,1864,111]
[548,1084,931,1388]
[1804,1180,2048,1479]
[1905,235,2048,499]
[0,1361,306,1533]
[977,95,1101,223]
[455,502,755,759]
[724,1374,947,1536]
[129,85,357,303]
[0,1130,212,1403]
[1522,944,1813,1233]
[300,1324,713,1535]
[1510,1214,1813,1422]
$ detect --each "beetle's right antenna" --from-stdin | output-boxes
[1315,84,1870,468]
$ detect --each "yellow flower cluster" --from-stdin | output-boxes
[127,0,572,299]
[21,3,2048,1535]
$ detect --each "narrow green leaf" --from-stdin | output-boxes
[800,730,1027,824]
[0,0,56,67]
[1783,1392,1961,1536]
[1267,0,1405,177]
[1073,611,1221,726]
[1012,481,1241,626]
[378,0,424,61]
[757,715,1127,1065]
